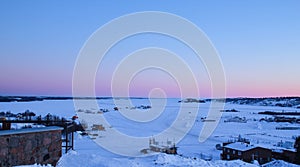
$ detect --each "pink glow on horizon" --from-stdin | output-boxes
[226,82,300,98]
[1,79,300,98]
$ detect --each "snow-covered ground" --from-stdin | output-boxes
[1,98,299,166]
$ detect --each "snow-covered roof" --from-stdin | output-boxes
[224,142,256,151]
[224,142,297,153]
[262,160,300,167]
[0,126,63,136]
[270,146,296,153]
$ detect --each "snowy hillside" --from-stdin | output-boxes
[223,97,300,108]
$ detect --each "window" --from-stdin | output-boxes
[238,151,241,156]
[233,150,235,154]
[227,149,230,153]
[227,155,230,160]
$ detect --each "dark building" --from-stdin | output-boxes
[272,149,297,164]
[221,142,272,164]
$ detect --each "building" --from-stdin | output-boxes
[272,149,297,163]
[149,138,177,154]
[221,142,272,164]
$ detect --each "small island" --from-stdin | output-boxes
[178,98,206,103]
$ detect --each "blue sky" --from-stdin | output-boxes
[0,1,299,97]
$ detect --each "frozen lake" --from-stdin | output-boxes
[1,98,299,166]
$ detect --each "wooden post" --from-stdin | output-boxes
[65,124,68,153]
[0,118,11,130]
[71,131,74,150]
[3,122,11,130]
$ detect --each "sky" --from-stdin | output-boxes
[0,1,299,98]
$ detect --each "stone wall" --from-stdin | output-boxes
[0,126,62,167]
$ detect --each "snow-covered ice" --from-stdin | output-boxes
[1,98,299,166]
